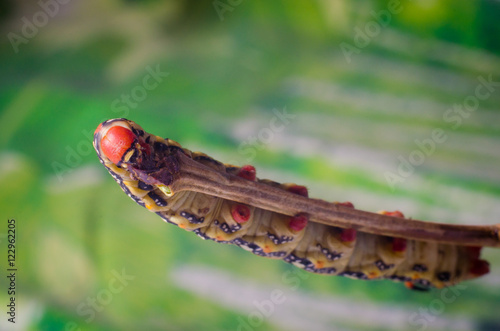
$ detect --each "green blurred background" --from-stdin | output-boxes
[1,0,499,330]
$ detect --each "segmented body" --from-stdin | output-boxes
[94,118,489,290]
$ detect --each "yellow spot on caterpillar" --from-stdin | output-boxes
[216,235,224,241]
[178,223,186,229]
[158,185,173,197]
[316,260,325,269]
[146,204,153,210]
[263,245,273,254]
[123,149,135,163]
[368,271,380,279]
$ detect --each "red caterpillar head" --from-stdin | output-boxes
[94,119,150,166]
[94,119,179,189]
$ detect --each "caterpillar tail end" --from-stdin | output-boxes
[464,246,490,284]
[463,224,499,283]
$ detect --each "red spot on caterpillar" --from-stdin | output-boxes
[337,201,354,208]
[237,165,256,181]
[287,185,308,197]
[340,228,357,242]
[289,213,308,231]
[469,259,490,276]
[380,210,405,218]
[379,211,407,251]
[392,238,407,252]
[100,126,137,164]
[231,204,251,223]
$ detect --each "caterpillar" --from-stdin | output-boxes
[93,118,496,290]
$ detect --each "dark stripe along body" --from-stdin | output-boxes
[94,119,486,290]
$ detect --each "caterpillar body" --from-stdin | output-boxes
[93,118,490,290]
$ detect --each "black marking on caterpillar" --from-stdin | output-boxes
[180,211,204,224]
[193,154,224,167]
[267,232,294,245]
[412,264,428,272]
[192,228,214,241]
[256,251,288,258]
[283,254,336,274]
[148,191,168,207]
[338,271,369,280]
[231,238,264,254]
[437,272,451,282]
[130,127,144,137]
[413,279,432,290]
[409,284,431,292]
[117,179,145,207]
[317,243,343,261]
[153,141,168,152]
[386,275,412,282]
[214,220,242,233]
[375,259,395,271]
[138,180,154,191]
[284,254,314,269]
[315,268,338,274]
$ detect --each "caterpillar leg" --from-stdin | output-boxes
[284,222,356,275]
[284,202,358,276]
